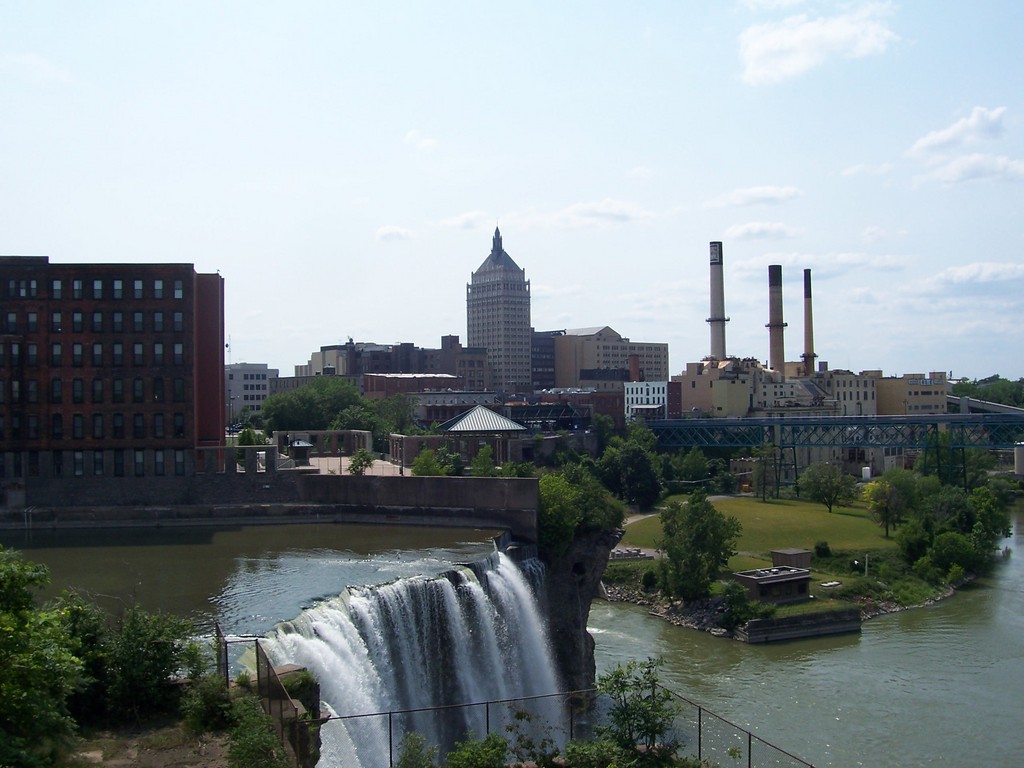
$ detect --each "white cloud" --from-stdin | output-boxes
[627,165,655,179]
[733,250,904,277]
[0,52,73,84]
[532,282,585,299]
[924,261,1024,289]
[916,153,1024,185]
[725,221,800,239]
[508,199,655,229]
[909,106,1007,156]
[375,225,414,242]
[739,3,898,85]
[861,225,887,243]
[550,199,655,227]
[704,185,802,208]
[438,210,490,230]
[739,0,806,9]
[403,129,438,150]
[841,162,893,177]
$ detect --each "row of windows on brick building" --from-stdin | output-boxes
[2,376,188,405]
[0,448,188,479]
[6,277,186,301]
[4,309,186,334]
[0,341,185,367]
[0,412,186,441]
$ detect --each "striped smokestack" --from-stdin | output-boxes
[706,241,729,359]
[801,268,817,377]
[766,264,787,375]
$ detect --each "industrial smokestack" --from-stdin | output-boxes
[766,264,787,375]
[801,268,817,377]
[706,241,729,360]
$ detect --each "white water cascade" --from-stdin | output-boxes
[263,551,561,767]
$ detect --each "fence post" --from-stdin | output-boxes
[568,696,574,742]
[698,707,702,759]
[389,712,394,768]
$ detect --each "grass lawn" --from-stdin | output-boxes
[622,495,897,559]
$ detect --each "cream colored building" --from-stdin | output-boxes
[553,326,669,392]
[466,228,532,393]
[671,358,761,417]
[867,370,949,415]
[624,381,669,421]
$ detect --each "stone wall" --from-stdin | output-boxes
[297,474,539,542]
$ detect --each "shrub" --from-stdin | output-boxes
[946,563,966,585]
[913,555,941,584]
[641,568,659,591]
[814,540,831,558]
[228,695,291,768]
[444,732,508,768]
[395,732,438,768]
[561,738,630,768]
[597,658,680,760]
[505,709,559,768]
[104,605,200,722]
[181,674,233,734]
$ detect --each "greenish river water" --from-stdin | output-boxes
[3,509,1020,768]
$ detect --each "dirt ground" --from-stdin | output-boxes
[67,723,230,768]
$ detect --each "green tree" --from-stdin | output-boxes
[799,462,856,513]
[395,732,438,768]
[470,445,497,477]
[967,486,1012,554]
[411,448,446,476]
[444,732,507,768]
[862,479,905,538]
[347,448,376,476]
[261,376,363,433]
[0,547,82,767]
[671,447,710,487]
[597,441,662,509]
[659,490,741,601]
[928,531,984,577]
[590,412,616,454]
[537,465,625,561]
[597,658,680,760]
[104,604,200,722]
[721,580,775,630]
[410,446,461,476]
[537,473,584,560]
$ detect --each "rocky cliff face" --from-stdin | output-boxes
[541,527,622,693]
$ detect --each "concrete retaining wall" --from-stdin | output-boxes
[1,471,540,542]
[735,607,861,643]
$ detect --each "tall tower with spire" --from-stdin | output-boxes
[467,227,532,393]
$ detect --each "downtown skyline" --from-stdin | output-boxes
[2,2,1023,379]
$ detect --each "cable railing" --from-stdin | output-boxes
[217,627,815,768]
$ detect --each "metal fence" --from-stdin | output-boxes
[318,687,814,768]
[216,628,814,768]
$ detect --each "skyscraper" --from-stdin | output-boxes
[466,227,531,393]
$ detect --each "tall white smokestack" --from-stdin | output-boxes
[706,241,729,359]
[801,268,816,377]
[767,264,787,375]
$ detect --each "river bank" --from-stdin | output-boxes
[601,577,961,641]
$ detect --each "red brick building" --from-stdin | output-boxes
[0,256,224,507]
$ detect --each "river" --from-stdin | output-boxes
[2,509,1020,768]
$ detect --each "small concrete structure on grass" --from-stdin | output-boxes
[733,565,811,604]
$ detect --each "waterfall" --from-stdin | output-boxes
[264,550,561,767]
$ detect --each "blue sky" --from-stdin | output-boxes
[3,1,1023,379]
